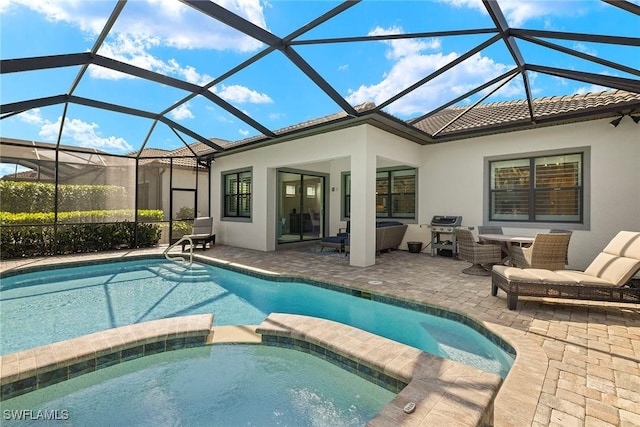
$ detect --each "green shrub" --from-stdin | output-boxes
[171,220,193,239]
[175,206,195,220]
[0,181,128,213]
[0,210,164,259]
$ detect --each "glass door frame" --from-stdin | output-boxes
[276,168,327,245]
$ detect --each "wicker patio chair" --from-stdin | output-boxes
[491,230,640,310]
[478,225,508,258]
[455,229,503,276]
[510,233,571,270]
[478,226,503,235]
[549,229,573,265]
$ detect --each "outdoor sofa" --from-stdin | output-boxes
[491,230,640,310]
[320,221,408,255]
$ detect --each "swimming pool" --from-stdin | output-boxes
[0,344,395,426]
[0,257,514,377]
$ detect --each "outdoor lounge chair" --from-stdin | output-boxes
[510,232,572,270]
[320,222,349,252]
[455,229,503,276]
[181,217,216,251]
[491,230,640,310]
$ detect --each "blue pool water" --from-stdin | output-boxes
[0,258,514,376]
[0,344,394,426]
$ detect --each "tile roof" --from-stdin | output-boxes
[411,90,640,138]
[0,170,54,181]
[220,102,377,150]
[138,148,170,158]
[214,90,640,152]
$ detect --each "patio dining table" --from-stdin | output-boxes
[478,233,535,265]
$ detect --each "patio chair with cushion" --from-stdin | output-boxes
[455,229,503,276]
[491,230,640,310]
[320,221,349,252]
[510,233,572,270]
[181,217,216,251]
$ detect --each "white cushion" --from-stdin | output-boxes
[584,253,640,285]
[602,231,640,259]
[553,271,618,286]
[493,266,542,282]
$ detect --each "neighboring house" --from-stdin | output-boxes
[137,143,219,221]
[210,90,640,269]
[0,138,215,223]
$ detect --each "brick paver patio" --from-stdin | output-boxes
[2,245,639,426]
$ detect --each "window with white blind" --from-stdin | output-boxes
[489,153,583,223]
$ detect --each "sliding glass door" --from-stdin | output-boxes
[277,171,325,244]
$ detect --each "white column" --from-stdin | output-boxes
[349,139,377,267]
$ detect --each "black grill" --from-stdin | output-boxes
[430,215,463,227]
[429,215,463,258]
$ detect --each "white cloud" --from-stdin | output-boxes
[1,0,111,33]
[575,84,609,95]
[32,115,133,152]
[90,33,214,84]
[440,0,586,27]
[572,43,598,57]
[338,64,349,71]
[346,26,518,117]
[170,103,194,121]
[369,26,441,60]
[238,129,250,136]
[5,0,266,90]
[215,85,273,104]
[16,108,46,125]
[3,0,268,52]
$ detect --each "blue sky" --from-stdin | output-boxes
[1,0,638,164]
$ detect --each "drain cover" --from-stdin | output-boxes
[367,280,383,285]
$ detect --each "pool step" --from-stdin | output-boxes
[147,263,214,283]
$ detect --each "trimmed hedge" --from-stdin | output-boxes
[0,210,164,259]
[0,209,164,225]
[0,181,128,213]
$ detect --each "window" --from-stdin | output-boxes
[343,174,351,218]
[223,169,251,218]
[343,168,416,219]
[489,153,583,223]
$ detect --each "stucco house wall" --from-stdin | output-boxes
[212,116,639,269]
[212,126,368,252]
[420,117,639,269]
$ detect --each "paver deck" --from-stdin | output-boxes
[2,245,639,426]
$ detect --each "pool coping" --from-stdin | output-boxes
[257,313,503,427]
[1,311,503,427]
[0,314,214,400]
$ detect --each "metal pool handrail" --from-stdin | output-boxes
[164,236,193,266]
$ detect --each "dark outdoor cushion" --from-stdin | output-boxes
[321,235,346,244]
